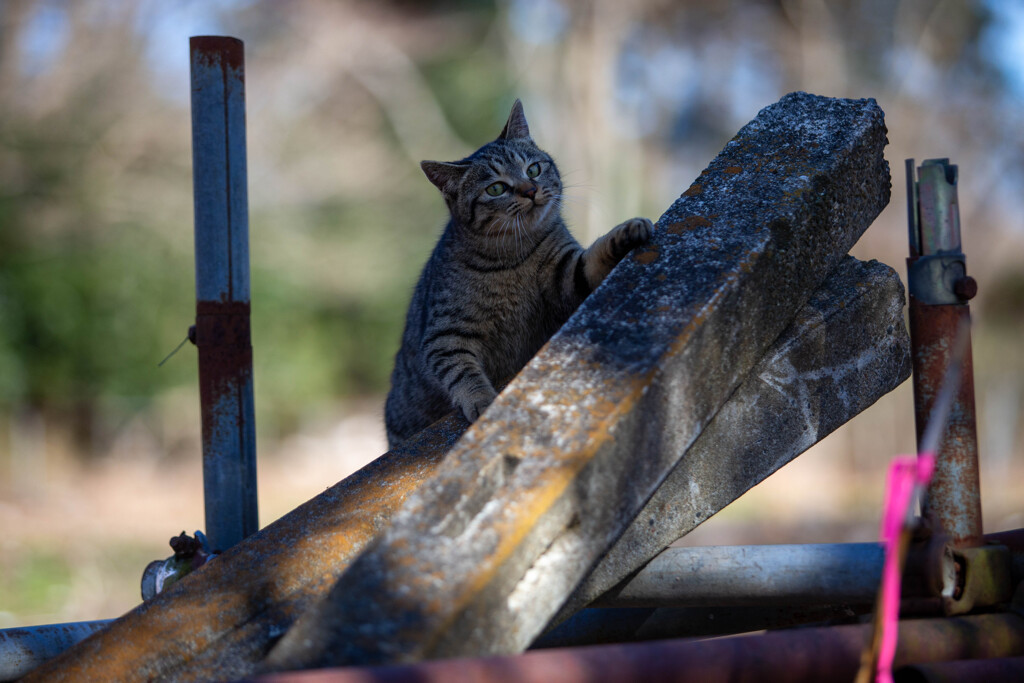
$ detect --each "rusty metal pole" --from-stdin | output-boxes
[190,36,258,552]
[905,158,981,548]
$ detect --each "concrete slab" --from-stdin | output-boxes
[262,92,891,671]
[551,255,910,625]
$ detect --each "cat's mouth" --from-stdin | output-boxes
[528,197,554,222]
[512,202,547,228]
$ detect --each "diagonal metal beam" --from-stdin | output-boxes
[261,92,891,671]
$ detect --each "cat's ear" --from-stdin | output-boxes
[498,99,531,140]
[421,160,469,193]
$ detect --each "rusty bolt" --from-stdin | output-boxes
[170,532,202,557]
[953,558,965,600]
[953,276,977,301]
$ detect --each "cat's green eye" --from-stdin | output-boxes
[486,182,508,197]
[527,162,541,178]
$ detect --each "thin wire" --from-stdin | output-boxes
[158,334,191,367]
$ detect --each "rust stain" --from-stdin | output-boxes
[682,183,703,197]
[908,296,981,547]
[665,215,713,235]
[633,247,660,265]
[723,166,743,174]
[426,369,651,651]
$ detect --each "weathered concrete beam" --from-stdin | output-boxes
[261,92,891,671]
[551,255,910,624]
[19,418,468,683]
[35,256,906,683]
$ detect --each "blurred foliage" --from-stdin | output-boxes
[0,547,73,620]
[0,0,1021,458]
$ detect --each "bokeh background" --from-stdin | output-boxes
[1,0,1022,629]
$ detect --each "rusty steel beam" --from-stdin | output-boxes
[261,92,891,671]
[190,36,258,552]
[905,159,981,549]
[556,255,910,621]
[249,613,1024,683]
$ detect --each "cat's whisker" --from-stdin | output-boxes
[559,181,596,192]
[499,216,514,259]
[513,213,522,259]
[550,195,588,213]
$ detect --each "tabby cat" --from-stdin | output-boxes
[384,100,653,447]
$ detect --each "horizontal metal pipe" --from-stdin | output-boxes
[250,613,1024,683]
[895,656,1024,683]
[19,531,1022,678]
[0,620,113,682]
[594,543,886,608]
[534,603,874,648]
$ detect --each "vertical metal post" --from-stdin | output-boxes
[190,36,258,551]
[905,158,981,548]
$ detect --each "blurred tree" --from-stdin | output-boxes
[0,0,1020,461]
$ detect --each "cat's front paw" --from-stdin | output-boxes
[457,384,498,423]
[610,217,654,258]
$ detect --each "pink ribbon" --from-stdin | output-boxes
[875,451,935,683]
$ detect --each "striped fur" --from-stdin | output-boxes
[385,100,652,447]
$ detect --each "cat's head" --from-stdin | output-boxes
[421,100,562,238]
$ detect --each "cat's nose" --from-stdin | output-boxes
[518,183,538,200]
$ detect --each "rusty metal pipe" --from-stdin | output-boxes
[190,36,258,551]
[905,158,981,548]
[895,656,1024,683]
[0,621,113,682]
[251,613,1024,683]
[593,543,886,608]
[534,604,875,648]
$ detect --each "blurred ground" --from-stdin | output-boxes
[3,382,1022,629]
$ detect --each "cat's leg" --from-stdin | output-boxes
[424,345,498,423]
[581,217,654,288]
